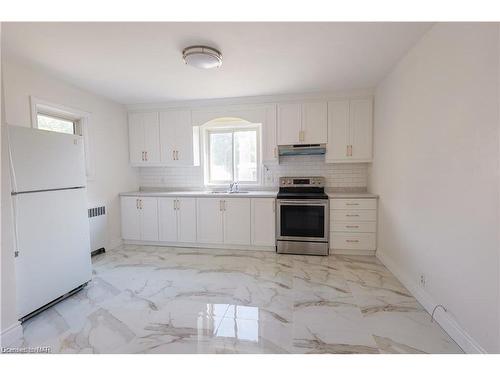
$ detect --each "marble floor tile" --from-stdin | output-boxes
[15,245,463,354]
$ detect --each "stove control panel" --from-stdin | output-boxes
[279,176,325,187]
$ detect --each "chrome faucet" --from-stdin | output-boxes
[229,181,240,193]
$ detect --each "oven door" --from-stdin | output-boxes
[277,199,329,242]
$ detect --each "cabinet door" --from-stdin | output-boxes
[326,100,350,162]
[174,110,194,166]
[196,198,223,244]
[158,197,178,242]
[143,112,160,163]
[262,105,278,163]
[223,198,251,245]
[302,102,327,144]
[121,196,141,240]
[277,103,301,145]
[140,197,159,241]
[177,198,197,243]
[159,111,177,165]
[251,198,275,246]
[128,113,145,164]
[349,98,373,161]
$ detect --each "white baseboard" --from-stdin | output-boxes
[123,240,276,253]
[0,322,23,347]
[376,251,487,354]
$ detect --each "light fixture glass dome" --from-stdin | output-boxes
[182,46,222,69]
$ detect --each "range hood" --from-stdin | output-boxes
[278,144,326,156]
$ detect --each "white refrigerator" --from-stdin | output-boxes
[8,125,92,320]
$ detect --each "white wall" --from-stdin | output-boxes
[1,21,22,345]
[2,58,138,252]
[369,23,500,353]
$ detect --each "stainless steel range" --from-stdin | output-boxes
[276,177,329,256]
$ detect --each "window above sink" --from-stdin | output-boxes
[202,118,261,187]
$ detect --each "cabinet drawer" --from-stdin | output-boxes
[331,232,376,250]
[331,209,377,222]
[331,221,376,233]
[330,198,377,210]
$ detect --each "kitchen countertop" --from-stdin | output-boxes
[120,190,278,198]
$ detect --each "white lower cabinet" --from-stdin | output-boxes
[223,198,251,245]
[122,195,276,250]
[158,197,177,242]
[177,198,197,243]
[158,197,197,243]
[121,196,158,241]
[330,198,377,254]
[196,198,224,244]
[251,198,275,246]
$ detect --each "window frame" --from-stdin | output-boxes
[204,122,261,187]
[36,112,78,135]
[30,96,94,180]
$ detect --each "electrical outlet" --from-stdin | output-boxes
[419,274,426,288]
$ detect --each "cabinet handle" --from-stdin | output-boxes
[273,147,277,158]
[346,203,359,206]
[346,145,349,157]
[299,130,305,142]
[136,199,139,209]
[348,145,353,157]
[346,239,359,243]
[145,151,148,161]
[176,199,180,210]
[219,200,223,211]
[173,199,176,210]
[141,151,144,161]
[346,214,360,217]
[346,225,359,228]
[223,200,226,211]
[172,150,175,160]
[176,150,179,160]
[140,199,143,209]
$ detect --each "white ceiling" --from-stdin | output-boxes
[2,22,432,104]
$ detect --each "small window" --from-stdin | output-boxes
[207,127,259,184]
[37,113,76,135]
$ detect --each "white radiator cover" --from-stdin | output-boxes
[88,206,107,253]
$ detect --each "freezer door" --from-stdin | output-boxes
[14,188,92,318]
[8,125,86,192]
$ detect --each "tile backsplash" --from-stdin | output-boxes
[139,155,368,189]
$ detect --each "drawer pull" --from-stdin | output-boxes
[346,214,360,217]
[346,225,359,228]
[346,203,359,206]
[346,239,359,243]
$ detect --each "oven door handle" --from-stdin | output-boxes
[278,200,328,206]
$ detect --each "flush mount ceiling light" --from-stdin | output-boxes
[182,45,222,69]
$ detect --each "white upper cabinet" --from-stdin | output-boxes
[326,98,373,163]
[262,105,278,163]
[128,112,160,165]
[277,101,327,145]
[159,110,195,166]
[277,103,302,145]
[302,102,328,144]
[349,99,373,161]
